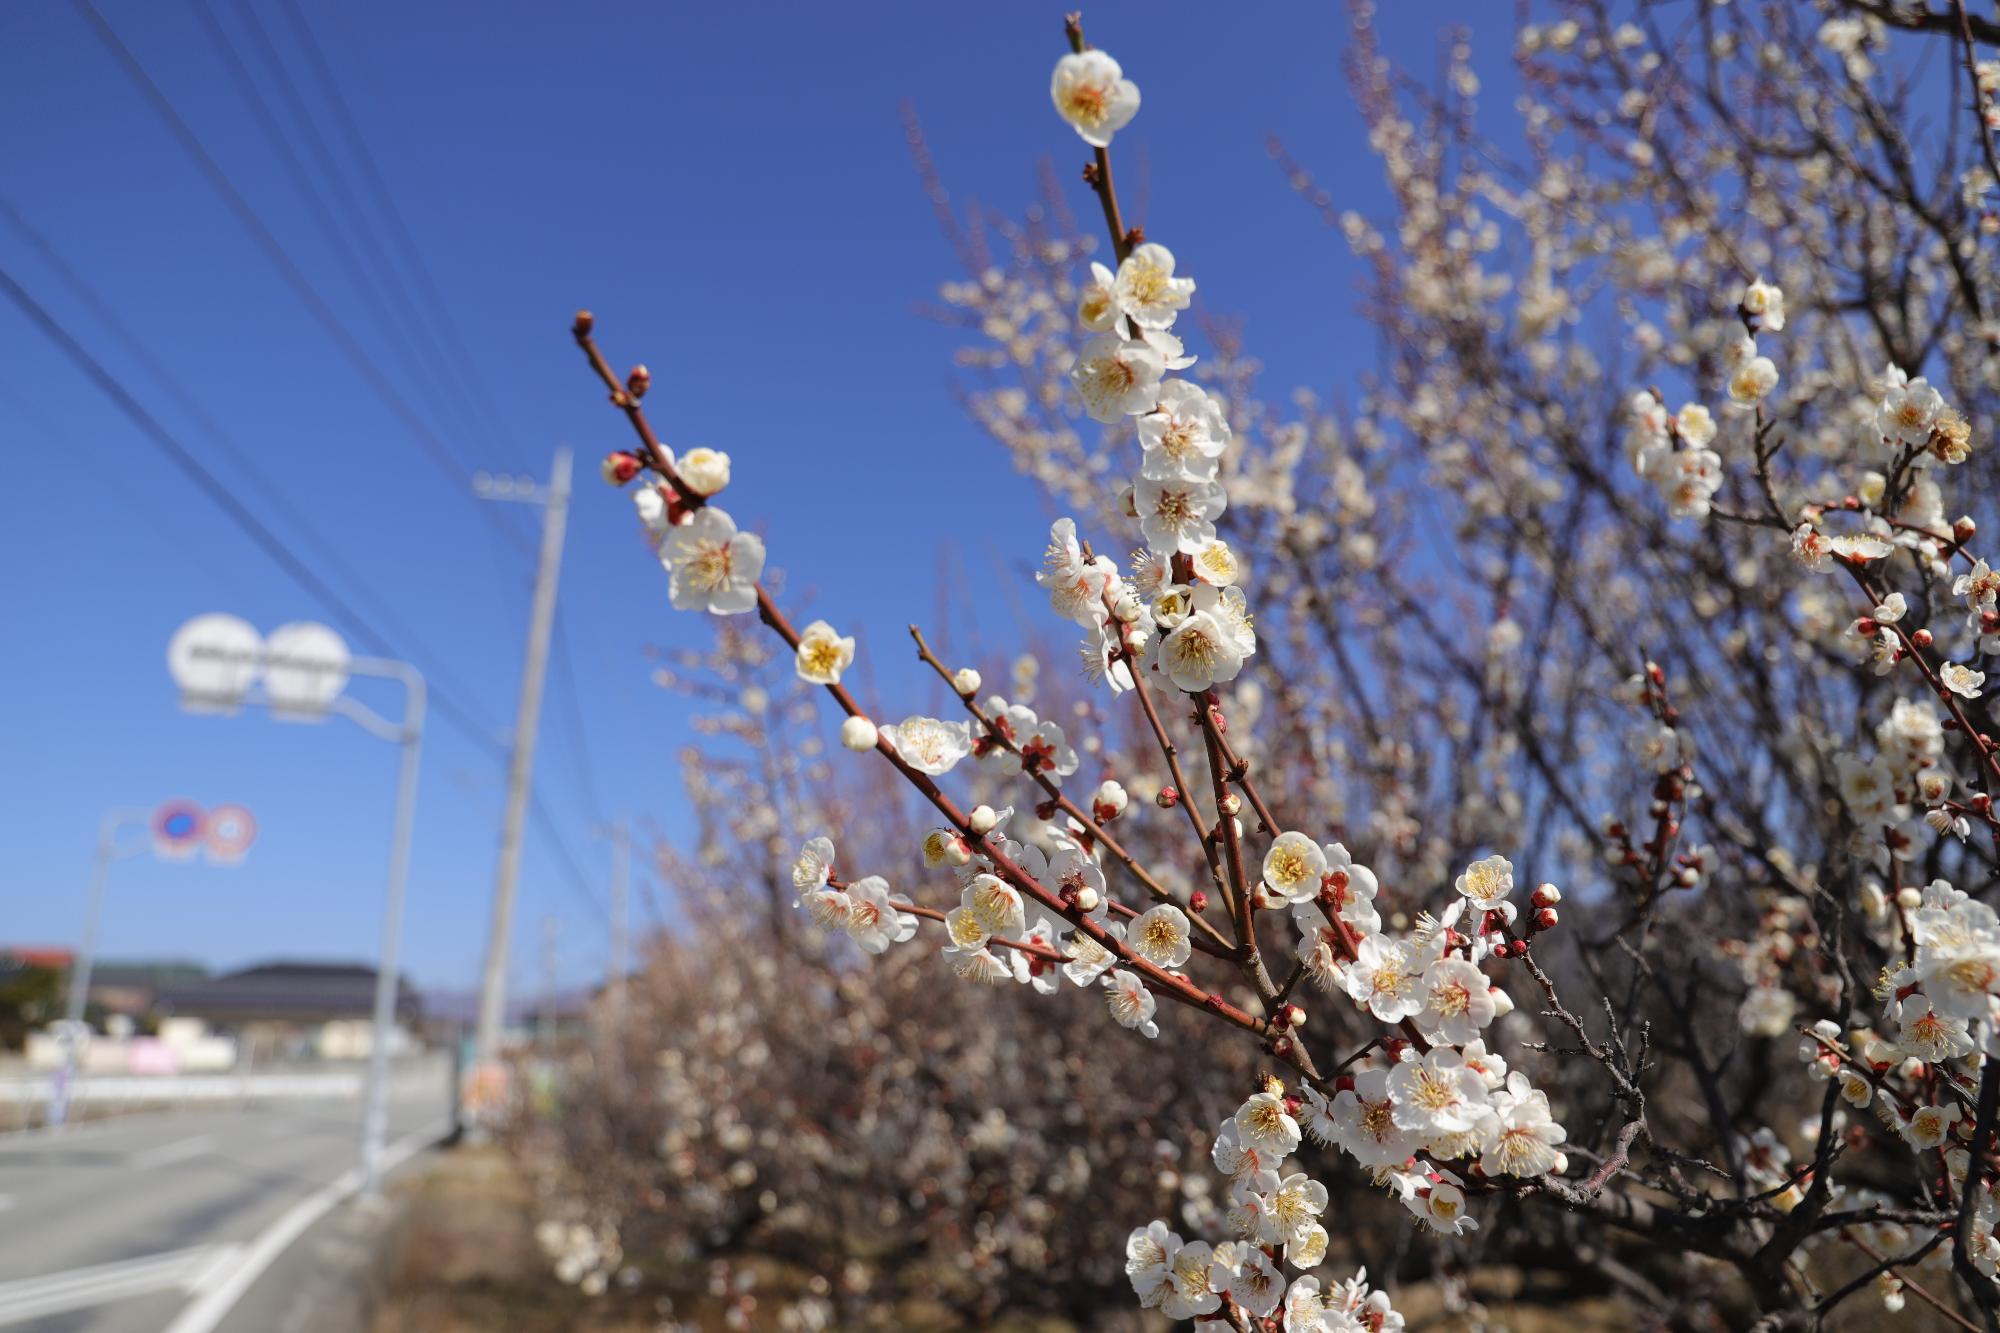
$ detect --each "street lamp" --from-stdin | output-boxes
[167,615,426,1199]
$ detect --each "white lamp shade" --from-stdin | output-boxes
[167,614,263,713]
[263,621,351,719]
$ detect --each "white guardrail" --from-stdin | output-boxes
[0,1058,449,1108]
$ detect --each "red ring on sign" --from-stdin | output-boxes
[204,804,258,864]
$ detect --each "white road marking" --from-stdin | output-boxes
[163,1115,452,1333]
[127,1133,216,1169]
[0,1245,220,1327]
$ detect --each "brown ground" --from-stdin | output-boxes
[377,1148,1959,1331]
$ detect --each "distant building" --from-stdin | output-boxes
[87,960,209,1019]
[156,961,422,1061]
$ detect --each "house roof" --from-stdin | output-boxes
[157,960,420,1024]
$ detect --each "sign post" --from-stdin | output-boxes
[165,614,425,1199]
[53,800,257,1126]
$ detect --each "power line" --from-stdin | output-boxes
[0,195,509,730]
[64,0,531,558]
[184,0,532,586]
[185,0,457,451]
[0,261,608,925]
[223,0,503,466]
[272,0,531,466]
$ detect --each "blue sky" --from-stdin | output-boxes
[0,2,1514,995]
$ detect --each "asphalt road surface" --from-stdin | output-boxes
[0,1059,453,1333]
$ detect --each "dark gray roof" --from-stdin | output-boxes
[157,960,420,1023]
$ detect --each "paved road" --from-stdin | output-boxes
[0,1059,454,1333]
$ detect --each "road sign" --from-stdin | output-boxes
[167,614,262,714]
[264,621,351,721]
[203,804,258,865]
[151,800,206,861]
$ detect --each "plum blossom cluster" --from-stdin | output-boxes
[571,3,2000,1326]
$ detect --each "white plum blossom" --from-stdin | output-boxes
[1400,1165,1480,1236]
[1234,1086,1304,1159]
[1479,1073,1568,1177]
[1454,854,1515,907]
[660,507,764,614]
[1905,1102,1962,1151]
[1138,380,1230,480]
[1898,995,1976,1063]
[1051,49,1139,148]
[1418,956,1498,1045]
[1156,606,1245,691]
[1062,917,1124,986]
[1262,831,1329,905]
[793,619,854,685]
[1330,1066,1423,1169]
[1343,935,1425,1022]
[1727,354,1780,407]
[879,715,972,775]
[1134,475,1227,554]
[1126,903,1192,969]
[1104,968,1158,1037]
[959,872,1026,940]
[1941,662,1986,699]
[1388,1047,1491,1138]
[1111,243,1196,330]
[1878,376,1944,447]
[1741,276,1786,331]
[1209,1241,1284,1319]
[1124,1219,1179,1307]
[1036,518,1120,625]
[842,876,918,954]
[678,446,731,496]
[1071,333,1166,422]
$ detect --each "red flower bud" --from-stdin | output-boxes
[1913,628,1934,647]
[1189,890,1209,914]
[1535,907,1559,931]
[626,363,652,398]
[1156,786,1179,809]
[601,451,641,486]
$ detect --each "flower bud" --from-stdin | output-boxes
[1219,793,1242,816]
[601,451,641,486]
[1075,886,1101,913]
[1092,779,1129,821]
[951,668,982,696]
[1489,986,1514,1017]
[679,447,731,497]
[840,716,878,751]
[1913,628,1934,647]
[1156,786,1179,809]
[626,364,651,398]
[1531,883,1561,908]
[1112,594,1143,623]
[1534,906,1559,931]
[1956,515,1978,543]
[1281,1003,1306,1028]
[1189,890,1209,913]
[969,804,1000,834]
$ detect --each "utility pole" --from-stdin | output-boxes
[538,915,559,1049]
[602,820,629,1069]
[471,448,572,1075]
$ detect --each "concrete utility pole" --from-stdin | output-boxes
[538,915,560,1048]
[471,448,572,1073]
[603,819,629,1063]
